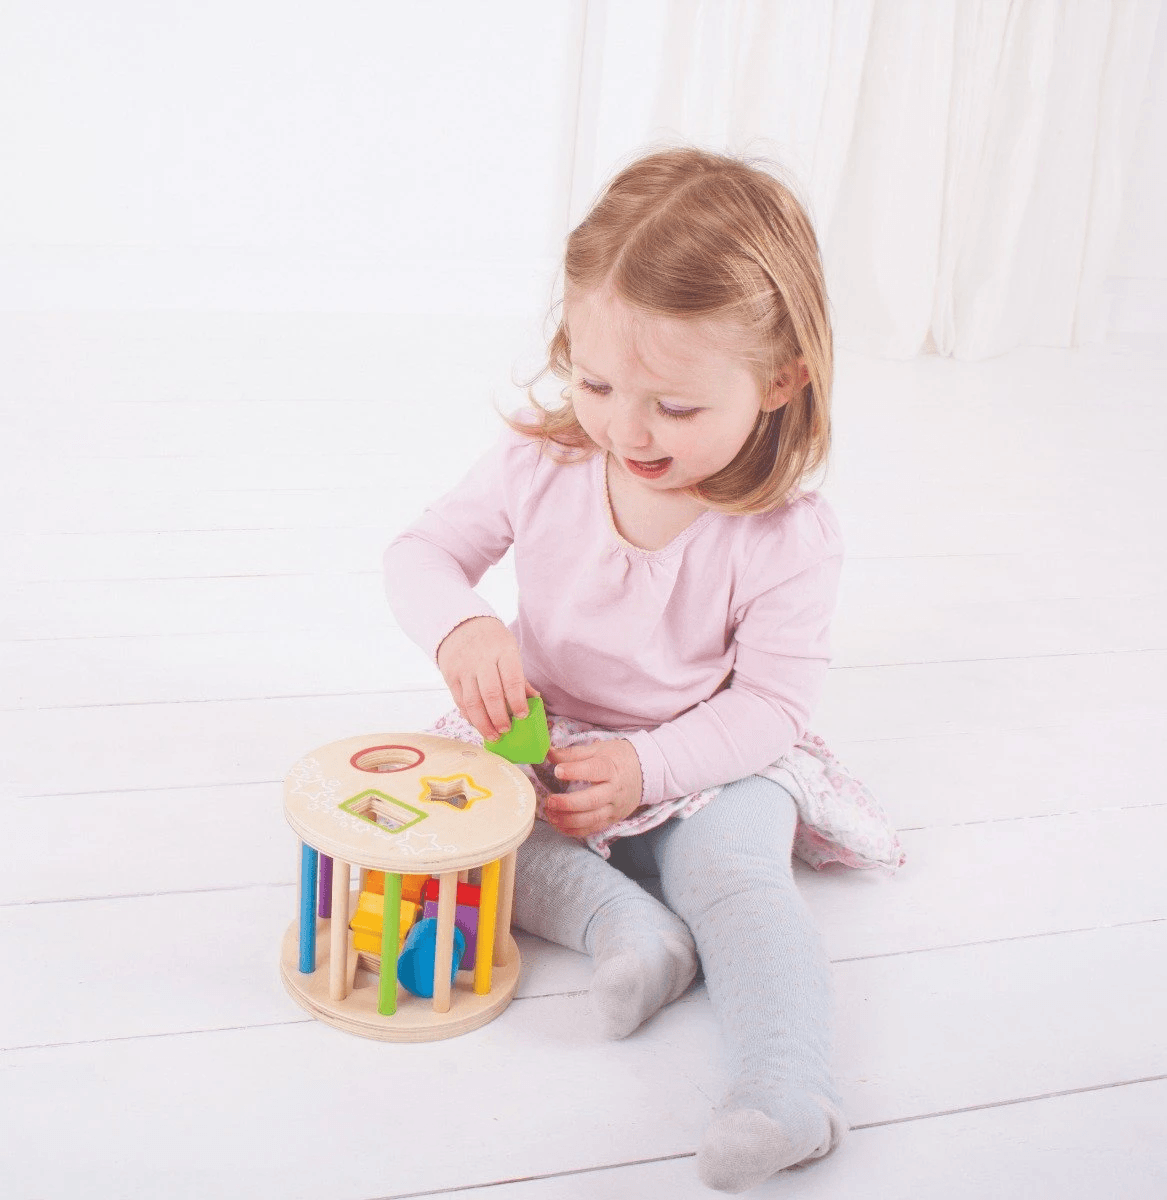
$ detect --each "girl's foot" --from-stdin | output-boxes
[696,1092,846,1193]
[584,893,698,1039]
[589,928,698,1039]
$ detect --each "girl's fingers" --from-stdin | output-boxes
[552,754,609,784]
[461,686,501,742]
[551,807,610,837]
[544,782,609,815]
[475,670,512,737]
[497,656,529,722]
[545,779,616,836]
[548,743,593,761]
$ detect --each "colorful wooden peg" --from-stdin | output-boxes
[298,844,319,973]
[474,858,501,995]
[318,854,333,918]
[377,872,402,1016]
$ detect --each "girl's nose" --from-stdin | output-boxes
[610,399,652,449]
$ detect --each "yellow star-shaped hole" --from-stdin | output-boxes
[418,773,492,812]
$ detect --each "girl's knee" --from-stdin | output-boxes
[653,777,801,916]
[517,815,578,865]
[662,777,797,864]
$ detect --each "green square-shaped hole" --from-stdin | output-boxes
[340,789,428,834]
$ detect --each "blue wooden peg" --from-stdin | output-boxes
[298,844,319,973]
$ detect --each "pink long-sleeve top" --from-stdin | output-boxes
[383,425,843,809]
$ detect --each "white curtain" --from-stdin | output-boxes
[566,0,1161,359]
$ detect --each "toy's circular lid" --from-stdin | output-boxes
[283,733,536,872]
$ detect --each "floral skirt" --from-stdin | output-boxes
[428,709,905,873]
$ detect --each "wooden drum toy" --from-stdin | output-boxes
[280,732,536,1041]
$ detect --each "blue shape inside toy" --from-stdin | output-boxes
[397,916,467,998]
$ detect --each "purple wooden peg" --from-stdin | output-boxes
[423,898,479,970]
[318,855,333,918]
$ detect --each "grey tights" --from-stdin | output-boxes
[513,774,847,1192]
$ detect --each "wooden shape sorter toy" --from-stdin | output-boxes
[281,733,536,1041]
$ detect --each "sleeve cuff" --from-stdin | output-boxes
[429,603,503,663]
[626,730,667,808]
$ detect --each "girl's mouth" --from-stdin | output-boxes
[624,456,672,479]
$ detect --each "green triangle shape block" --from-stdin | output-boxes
[484,695,551,764]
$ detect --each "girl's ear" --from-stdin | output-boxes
[761,358,810,412]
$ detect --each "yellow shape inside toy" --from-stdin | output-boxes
[365,871,429,904]
[419,773,492,811]
[350,892,419,956]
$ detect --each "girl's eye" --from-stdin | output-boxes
[658,403,700,421]
[575,378,699,419]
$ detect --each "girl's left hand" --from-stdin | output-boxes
[544,739,643,838]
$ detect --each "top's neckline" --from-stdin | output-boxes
[596,453,718,559]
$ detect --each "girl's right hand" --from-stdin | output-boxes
[435,616,538,743]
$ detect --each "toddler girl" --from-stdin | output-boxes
[385,147,901,1193]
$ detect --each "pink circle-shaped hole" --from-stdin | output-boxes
[350,744,425,773]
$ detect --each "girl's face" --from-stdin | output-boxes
[566,288,799,497]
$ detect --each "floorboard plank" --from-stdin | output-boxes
[4,796,1164,969]
[1,691,453,797]
[5,654,1164,801]
[838,713,1165,828]
[3,549,1162,642]
[7,590,1164,708]
[4,492,1161,580]
[0,888,592,1050]
[424,1078,1167,1200]
[0,526,397,584]
[800,805,1167,961]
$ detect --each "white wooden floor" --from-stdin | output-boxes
[2,313,1165,1199]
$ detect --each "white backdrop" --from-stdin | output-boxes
[565,0,1164,357]
[0,0,1162,357]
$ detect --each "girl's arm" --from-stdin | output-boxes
[384,443,514,658]
[627,551,842,806]
[545,541,843,831]
[384,432,533,737]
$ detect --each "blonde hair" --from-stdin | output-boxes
[508,146,833,514]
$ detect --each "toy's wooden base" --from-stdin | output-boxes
[280,920,522,1042]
